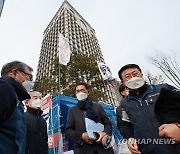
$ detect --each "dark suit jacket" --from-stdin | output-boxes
[65,102,114,154]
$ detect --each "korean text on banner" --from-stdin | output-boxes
[97,61,113,81]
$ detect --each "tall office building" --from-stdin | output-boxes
[36,0,119,106]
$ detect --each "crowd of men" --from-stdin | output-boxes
[0,60,179,154]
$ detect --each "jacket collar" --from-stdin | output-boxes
[127,84,155,100]
[27,107,43,116]
[1,77,30,101]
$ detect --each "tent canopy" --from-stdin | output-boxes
[52,95,122,138]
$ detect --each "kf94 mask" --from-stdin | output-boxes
[125,77,145,89]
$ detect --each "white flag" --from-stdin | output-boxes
[59,33,71,65]
[97,61,113,81]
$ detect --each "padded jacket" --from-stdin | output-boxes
[121,84,178,154]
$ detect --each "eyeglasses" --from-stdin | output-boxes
[123,71,141,81]
[19,71,33,81]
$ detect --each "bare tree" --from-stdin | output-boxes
[145,72,165,85]
[147,51,180,88]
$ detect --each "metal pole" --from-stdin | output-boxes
[57,34,62,153]
[50,95,56,154]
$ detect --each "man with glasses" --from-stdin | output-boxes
[118,64,178,154]
[66,82,114,154]
[0,60,33,154]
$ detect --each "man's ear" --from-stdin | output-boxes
[8,69,17,78]
[24,99,30,106]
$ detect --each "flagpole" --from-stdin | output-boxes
[58,33,61,94]
[57,33,71,153]
[57,63,62,154]
[57,33,61,154]
[49,95,56,154]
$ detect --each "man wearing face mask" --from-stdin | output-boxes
[0,60,33,154]
[25,91,48,154]
[65,82,114,154]
[116,84,134,139]
[118,64,178,154]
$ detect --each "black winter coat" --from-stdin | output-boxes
[25,107,48,154]
[65,101,114,154]
[155,88,180,123]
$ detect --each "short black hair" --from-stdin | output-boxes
[119,84,126,93]
[118,64,142,80]
[1,60,33,77]
[75,82,89,90]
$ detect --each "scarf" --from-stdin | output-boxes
[77,97,98,122]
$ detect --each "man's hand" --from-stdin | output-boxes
[93,130,107,143]
[81,132,94,144]
[127,138,141,154]
[159,123,180,142]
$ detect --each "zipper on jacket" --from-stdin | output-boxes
[145,100,149,106]
[138,99,142,106]
[136,85,155,107]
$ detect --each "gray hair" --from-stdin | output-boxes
[1,60,33,77]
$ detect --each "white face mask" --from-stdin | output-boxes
[17,71,34,92]
[76,92,88,101]
[22,80,34,92]
[125,77,145,89]
[31,99,42,109]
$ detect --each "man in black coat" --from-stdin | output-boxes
[155,88,180,143]
[0,60,33,154]
[25,91,48,154]
[65,82,114,154]
[116,84,134,139]
[118,64,178,154]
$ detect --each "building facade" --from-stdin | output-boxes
[36,0,120,106]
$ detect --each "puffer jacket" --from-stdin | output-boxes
[121,84,178,154]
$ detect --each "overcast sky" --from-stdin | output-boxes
[0,0,180,86]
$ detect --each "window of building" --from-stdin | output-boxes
[80,20,87,32]
[54,15,59,21]
[69,9,74,15]
[90,30,94,36]
[60,8,64,14]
